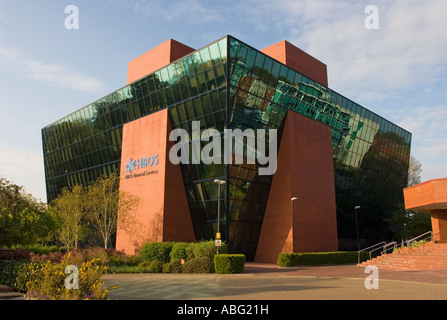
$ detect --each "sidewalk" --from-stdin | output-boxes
[3,263,447,300]
[101,263,447,300]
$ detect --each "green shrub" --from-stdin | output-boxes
[12,244,66,255]
[182,257,214,273]
[277,251,370,267]
[140,242,175,263]
[170,242,191,261]
[192,240,228,259]
[137,260,163,273]
[163,260,183,273]
[214,254,246,274]
[120,254,142,266]
[134,241,229,273]
[10,261,37,292]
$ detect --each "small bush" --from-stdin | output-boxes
[170,242,191,261]
[137,260,163,273]
[119,254,141,266]
[140,242,175,263]
[11,261,38,292]
[183,257,214,273]
[12,244,66,256]
[0,248,30,261]
[214,254,246,274]
[163,260,183,273]
[25,253,117,300]
[192,240,228,260]
[30,251,64,264]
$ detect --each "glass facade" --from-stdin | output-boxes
[42,36,411,259]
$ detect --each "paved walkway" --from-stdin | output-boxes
[3,263,447,300]
[101,263,447,300]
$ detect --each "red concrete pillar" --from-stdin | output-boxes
[431,209,447,243]
[254,111,338,263]
[116,109,195,254]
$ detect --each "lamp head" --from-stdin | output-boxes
[214,179,225,185]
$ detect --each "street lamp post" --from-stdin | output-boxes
[214,179,226,254]
[354,206,361,263]
[291,197,298,253]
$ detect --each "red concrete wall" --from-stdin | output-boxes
[255,111,338,263]
[116,109,195,254]
[127,39,195,84]
[261,40,328,87]
[404,178,447,242]
[404,178,447,213]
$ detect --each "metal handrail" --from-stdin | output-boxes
[404,229,447,255]
[358,241,386,263]
[381,241,397,255]
[406,231,432,247]
[368,241,395,257]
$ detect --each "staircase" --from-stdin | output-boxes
[358,242,447,271]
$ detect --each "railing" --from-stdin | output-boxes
[358,229,447,263]
[0,249,15,288]
[358,241,386,264]
[381,241,397,255]
[403,229,447,255]
[406,231,433,247]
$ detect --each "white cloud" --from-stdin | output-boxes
[116,0,222,24]
[0,42,106,93]
[0,143,46,202]
[396,105,447,144]
[421,164,447,182]
[394,104,447,180]
[245,0,447,104]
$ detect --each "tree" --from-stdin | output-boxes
[387,155,431,241]
[408,155,422,187]
[0,178,57,247]
[51,185,89,250]
[85,173,140,249]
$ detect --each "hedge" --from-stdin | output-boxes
[278,251,370,267]
[139,242,175,263]
[138,240,229,273]
[214,254,246,274]
[170,242,190,261]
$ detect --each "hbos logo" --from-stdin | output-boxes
[126,155,159,174]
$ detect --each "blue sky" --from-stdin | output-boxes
[0,0,446,202]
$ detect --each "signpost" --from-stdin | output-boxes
[214,179,225,254]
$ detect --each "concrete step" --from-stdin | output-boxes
[359,242,447,270]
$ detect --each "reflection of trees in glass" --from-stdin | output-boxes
[386,155,430,242]
[339,130,411,245]
[227,36,413,253]
[268,81,351,150]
